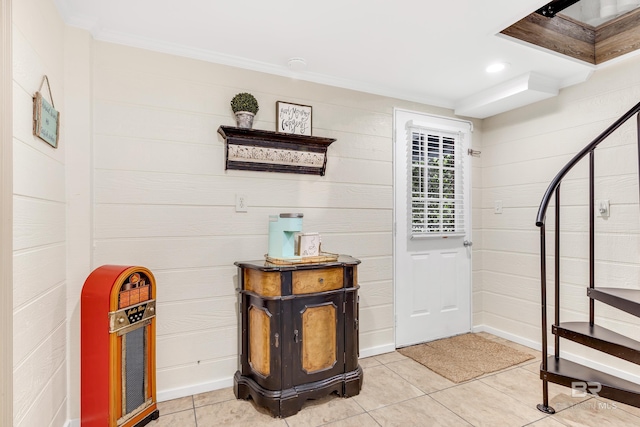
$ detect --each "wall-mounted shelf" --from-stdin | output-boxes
[218,126,336,176]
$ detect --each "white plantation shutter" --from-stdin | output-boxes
[408,125,465,237]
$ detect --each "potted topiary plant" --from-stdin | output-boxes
[230,92,259,129]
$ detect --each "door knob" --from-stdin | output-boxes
[463,240,473,247]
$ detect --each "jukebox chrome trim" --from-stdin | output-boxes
[109,300,156,333]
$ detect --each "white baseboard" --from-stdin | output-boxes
[472,324,541,351]
[558,349,640,384]
[154,343,396,404]
[69,329,640,426]
[155,342,397,402]
[473,324,640,384]
[359,343,396,359]
[153,344,397,403]
[64,341,396,427]
[64,378,237,425]
[157,376,234,402]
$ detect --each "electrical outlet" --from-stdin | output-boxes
[236,194,248,212]
[494,200,503,214]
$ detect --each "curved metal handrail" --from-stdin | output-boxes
[536,99,640,413]
[536,100,640,227]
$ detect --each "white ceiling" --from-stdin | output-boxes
[53,0,630,118]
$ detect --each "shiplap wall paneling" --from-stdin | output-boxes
[12,0,68,425]
[89,41,403,395]
[481,55,640,367]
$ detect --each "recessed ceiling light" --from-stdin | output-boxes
[287,57,307,71]
[486,62,510,73]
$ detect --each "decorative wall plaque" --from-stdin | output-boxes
[32,75,59,148]
[218,126,335,176]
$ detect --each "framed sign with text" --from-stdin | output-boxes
[32,76,59,148]
[276,101,312,136]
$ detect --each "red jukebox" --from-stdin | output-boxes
[81,265,159,427]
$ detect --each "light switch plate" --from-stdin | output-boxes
[596,199,609,217]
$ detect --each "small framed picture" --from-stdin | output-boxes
[297,232,320,257]
[276,101,312,136]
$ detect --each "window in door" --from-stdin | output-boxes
[409,126,465,237]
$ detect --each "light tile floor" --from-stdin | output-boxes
[149,333,640,426]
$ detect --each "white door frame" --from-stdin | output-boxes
[1,0,13,425]
[392,108,473,347]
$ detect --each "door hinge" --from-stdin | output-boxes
[343,301,346,313]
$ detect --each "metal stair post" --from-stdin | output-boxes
[535,101,640,414]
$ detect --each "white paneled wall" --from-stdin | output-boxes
[1,1,13,426]
[13,4,485,424]
[481,54,640,374]
[80,40,473,403]
[11,7,640,422]
[12,0,68,426]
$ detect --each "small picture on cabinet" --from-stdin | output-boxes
[297,233,320,257]
[276,101,312,136]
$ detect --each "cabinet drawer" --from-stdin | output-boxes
[244,269,281,296]
[293,268,343,295]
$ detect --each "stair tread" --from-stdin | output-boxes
[543,356,640,397]
[588,287,640,317]
[556,322,640,352]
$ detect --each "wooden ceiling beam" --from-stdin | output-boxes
[596,9,640,64]
[500,8,640,65]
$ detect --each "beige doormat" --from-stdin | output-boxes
[398,333,534,383]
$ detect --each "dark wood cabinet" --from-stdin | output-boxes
[233,256,363,418]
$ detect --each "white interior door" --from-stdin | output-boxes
[394,109,472,348]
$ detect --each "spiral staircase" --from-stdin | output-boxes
[536,100,640,413]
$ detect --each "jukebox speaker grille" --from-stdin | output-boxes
[124,327,147,414]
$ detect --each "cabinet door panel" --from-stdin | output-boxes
[292,293,344,385]
[301,304,337,373]
[248,305,271,376]
[245,294,281,390]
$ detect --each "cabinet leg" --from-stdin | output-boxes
[234,371,250,400]
[343,365,364,397]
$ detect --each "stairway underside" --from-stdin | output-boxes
[588,288,640,318]
[541,356,640,408]
[553,322,640,365]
